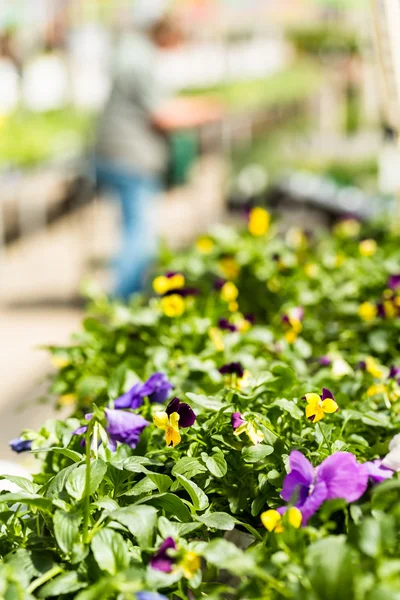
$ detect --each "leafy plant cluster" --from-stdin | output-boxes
[2,211,400,600]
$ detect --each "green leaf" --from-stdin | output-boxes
[53,510,82,555]
[172,457,207,479]
[264,365,297,393]
[272,398,303,419]
[358,518,381,558]
[136,493,192,522]
[242,445,274,463]
[201,453,227,478]
[91,528,129,575]
[146,473,172,494]
[186,393,224,411]
[123,477,158,497]
[46,463,81,498]
[77,375,107,399]
[0,492,52,511]
[31,448,83,463]
[203,539,254,574]
[158,516,202,539]
[109,505,157,549]
[37,572,87,598]
[175,474,209,511]
[65,460,107,501]
[196,512,236,531]
[0,475,39,494]
[306,536,354,600]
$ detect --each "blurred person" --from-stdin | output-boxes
[95,0,222,300]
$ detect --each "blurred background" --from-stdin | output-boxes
[0,0,399,459]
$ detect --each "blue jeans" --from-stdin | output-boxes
[95,160,161,300]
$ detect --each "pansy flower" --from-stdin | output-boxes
[9,438,33,454]
[150,537,200,580]
[261,507,302,533]
[153,398,196,447]
[359,239,377,257]
[389,366,400,384]
[388,274,400,291]
[161,295,185,317]
[248,207,270,237]
[136,593,168,600]
[365,356,385,379]
[220,282,239,304]
[74,409,149,451]
[163,287,200,298]
[282,307,304,343]
[280,451,369,524]
[153,272,185,295]
[304,388,338,423]
[218,257,240,280]
[114,373,173,409]
[319,355,332,367]
[196,236,214,254]
[218,318,237,332]
[219,362,245,378]
[231,412,264,445]
[358,302,377,321]
[365,459,394,483]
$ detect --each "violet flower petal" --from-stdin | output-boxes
[388,274,400,291]
[232,412,244,430]
[281,451,314,503]
[9,438,33,453]
[114,382,144,409]
[105,409,149,450]
[141,373,173,405]
[365,459,394,483]
[317,452,369,503]
[299,479,328,525]
[321,388,335,401]
[150,537,176,573]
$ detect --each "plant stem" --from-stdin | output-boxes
[27,566,63,594]
[319,422,331,453]
[83,422,93,544]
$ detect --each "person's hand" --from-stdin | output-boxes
[153,97,224,131]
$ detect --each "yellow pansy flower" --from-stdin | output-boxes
[58,394,77,407]
[367,384,387,397]
[221,282,239,303]
[305,389,338,423]
[383,300,397,319]
[161,295,185,317]
[365,357,385,379]
[359,239,377,257]
[179,551,200,579]
[358,302,377,321]
[237,318,251,332]
[228,301,239,313]
[153,411,181,447]
[233,419,264,445]
[196,237,214,254]
[334,219,361,239]
[285,330,298,344]
[153,273,185,295]
[51,356,70,369]
[248,207,270,236]
[219,257,240,280]
[261,507,302,533]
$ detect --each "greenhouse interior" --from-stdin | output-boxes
[1,0,400,598]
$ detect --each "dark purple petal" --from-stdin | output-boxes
[377,303,385,318]
[105,409,149,450]
[388,274,400,291]
[232,412,244,430]
[319,356,332,367]
[389,366,400,382]
[219,362,244,378]
[281,314,290,324]
[166,271,178,279]
[357,360,367,371]
[317,452,369,503]
[272,253,280,263]
[150,537,176,573]
[114,382,144,409]
[166,397,180,416]
[218,318,237,332]
[244,313,255,325]
[9,438,32,453]
[213,277,226,291]
[163,287,200,298]
[281,451,314,503]
[365,459,394,483]
[321,388,335,401]
[299,479,328,525]
[177,403,196,428]
[141,373,173,405]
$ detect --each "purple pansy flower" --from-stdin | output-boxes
[218,318,237,332]
[319,356,332,367]
[232,412,245,430]
[219,362,245,378]
[388,274,400,291]
[114,382,144,410]
[166,397,196,428]
[115,374,173,409]
[150,537,176,573]
[365,459,394,483]
[244,313,255,325]
[280,451,369,524]
[74,410,149,452]
[389,366,400,383]
[140,373,174,404]
[357,360,367,371]
[9,438,33,453]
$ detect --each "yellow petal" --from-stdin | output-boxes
[179,551,200,579]
[196,237,214,254]
[321,398,338,414]
[153,276,169,295]
[311,407,325,423]
[246,423,264,445]
[166,426,181,447]
[285,330,297,344]
[261,510,282,532]
[161,295,185,317]
[169,412,180,429]
[305,393,321,408]
[169,274,185,290]
[221,282,239,303]
[287,507,302,529]
[358,302,377,322]
[153,412,169,430]
[248,208,270,236]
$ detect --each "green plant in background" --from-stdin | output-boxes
[2,208,400,598]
